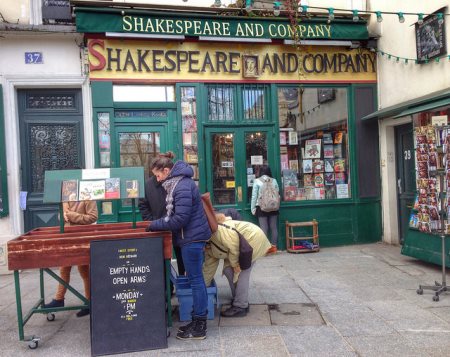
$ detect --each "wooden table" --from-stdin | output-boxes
[7,222,172,349]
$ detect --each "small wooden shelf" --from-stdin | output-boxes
[285,220,319,253]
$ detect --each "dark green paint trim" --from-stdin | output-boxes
[0,85,8,217]
[402,229,450,267]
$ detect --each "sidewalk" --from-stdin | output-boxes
[1,242,450,356]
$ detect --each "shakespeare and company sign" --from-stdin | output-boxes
[87,39,376,83]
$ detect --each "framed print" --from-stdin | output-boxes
[317,88,336,104]
[242,55,259,78]
[415,10,447,63]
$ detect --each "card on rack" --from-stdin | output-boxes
[334,159,345,172]
[304,139,321,159]
[302,159,313,174]
[303,174,313,187]
[323,133,333,144]
[323,145,334,158]
[333,144,343,158]
[324,173,335,186]
[126,180,139,198]
[312,160,324,173]
[324,159,334,173]
[279,132,287,145]
[79,180,106,201]
[335,172,346,184]
[105,178,120,199]
[289,160,299,173]
[314,173,324,187]
[334,131,344,144]
[284,186,297,201]
[61,180,78,202]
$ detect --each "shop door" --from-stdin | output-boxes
[395,123,415,244]
[205,127,275,214]
[18,89,84,231]
[115,125,168,217]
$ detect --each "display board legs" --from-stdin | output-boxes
[417,234,449,301]
[165,259,172,327]
[13,268,89,349]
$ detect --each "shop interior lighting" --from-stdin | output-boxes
[417,13,424,24]
[398,12,405,23]
[106,32,185,40]
[376,11,383,22]
[327,8,335,22]
[273,1,281,17]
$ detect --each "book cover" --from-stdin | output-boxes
[333,144,343,158]
[303,174,313,187]
[335,172,346,184]
[324,159,334,173]
[126,180,139,198]
[336,184,349,199]
[284,186,297,201]
[325,185,336,199]
[305,187,315,200]
[324,173,335,186]
[323,145,334,158]
[334,159,346,172]
[302,159,313,174]
[282,170,298,187]
[296,188,307,200]
[105,178,120,199]
[323,132,333,144]
[334,131,344,144]
[99,134,110,150]
[279,132,287,145]
[314,173,324,187]
[79,180,106,201]
[304,139,322,159]
[312,160,324,173]
[61,180,78,202]
[281,154,289,170]
[288,131,298,145]
[289,160,299,173]
[314,187,325,200]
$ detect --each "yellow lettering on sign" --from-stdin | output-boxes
[235,23,244,36]
[123,16,132,31]
[175,20,184,34]
[222,22,230,36]
[145,19,154,33]
[203,21,212,35]
[193,20,202,35]
[134,17,144,32]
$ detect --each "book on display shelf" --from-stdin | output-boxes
[61,180,78,202]
[304,139,321,159]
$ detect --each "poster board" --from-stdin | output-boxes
[90,237,167,356]
[43,167,145,203]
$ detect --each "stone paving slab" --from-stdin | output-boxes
[269,303,324,326]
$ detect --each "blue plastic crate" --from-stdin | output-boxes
[175,276,217,321]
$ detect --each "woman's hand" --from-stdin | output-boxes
[145,221,152,232]
[233,265,241,273]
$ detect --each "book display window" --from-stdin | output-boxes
[409,106,450,234]
[98,112,111,168]
[212,133,235,205]
[277,87,350,201]
[181,87,199,182]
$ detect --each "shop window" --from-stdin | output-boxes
[243,85,265,121]
[181,87,199,183]
[277,87,350,200]
[98,112,111,168]
[245,132,268,202]
[211,133,235,205]
[113,85,175,102]
[207,85,234,121]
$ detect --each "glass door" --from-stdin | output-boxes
[205,127,274,213]
[114,125,168,216]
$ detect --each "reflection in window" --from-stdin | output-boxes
[113,85,175,102]
[278,87,350,201]
[245,132,268,202]
[243,87,265,120]
[211,133,235,205]
[119,132,160,177]
[208,85,234,121]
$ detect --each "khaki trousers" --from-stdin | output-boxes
[55,265,90,301]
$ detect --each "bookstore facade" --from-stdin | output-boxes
[75,5,381,248]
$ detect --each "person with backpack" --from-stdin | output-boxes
[250,165,280,254]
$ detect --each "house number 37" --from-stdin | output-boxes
[404,150,411,160]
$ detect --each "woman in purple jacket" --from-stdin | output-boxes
[147,151,211,340]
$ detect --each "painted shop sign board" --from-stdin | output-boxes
[90,237,167,355]
[87,39,376,82]
[76,10,369,40]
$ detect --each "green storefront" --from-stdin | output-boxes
[75,4,381,249]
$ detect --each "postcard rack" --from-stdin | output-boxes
[413,125,450,301]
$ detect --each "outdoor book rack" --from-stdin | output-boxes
[416,170,450,301]
[285,220,319,253]
[7,167,174,349]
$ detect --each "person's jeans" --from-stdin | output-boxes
[181,241,208,318]
[258,215,278,246]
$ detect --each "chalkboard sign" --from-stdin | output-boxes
[90,237,167,356]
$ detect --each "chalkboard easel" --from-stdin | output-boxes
[90,237,167,356]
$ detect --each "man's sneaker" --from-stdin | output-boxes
[43,299,64,309]
[220,306,247,317]
[76,308,90,317]
[176,319,207,340]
